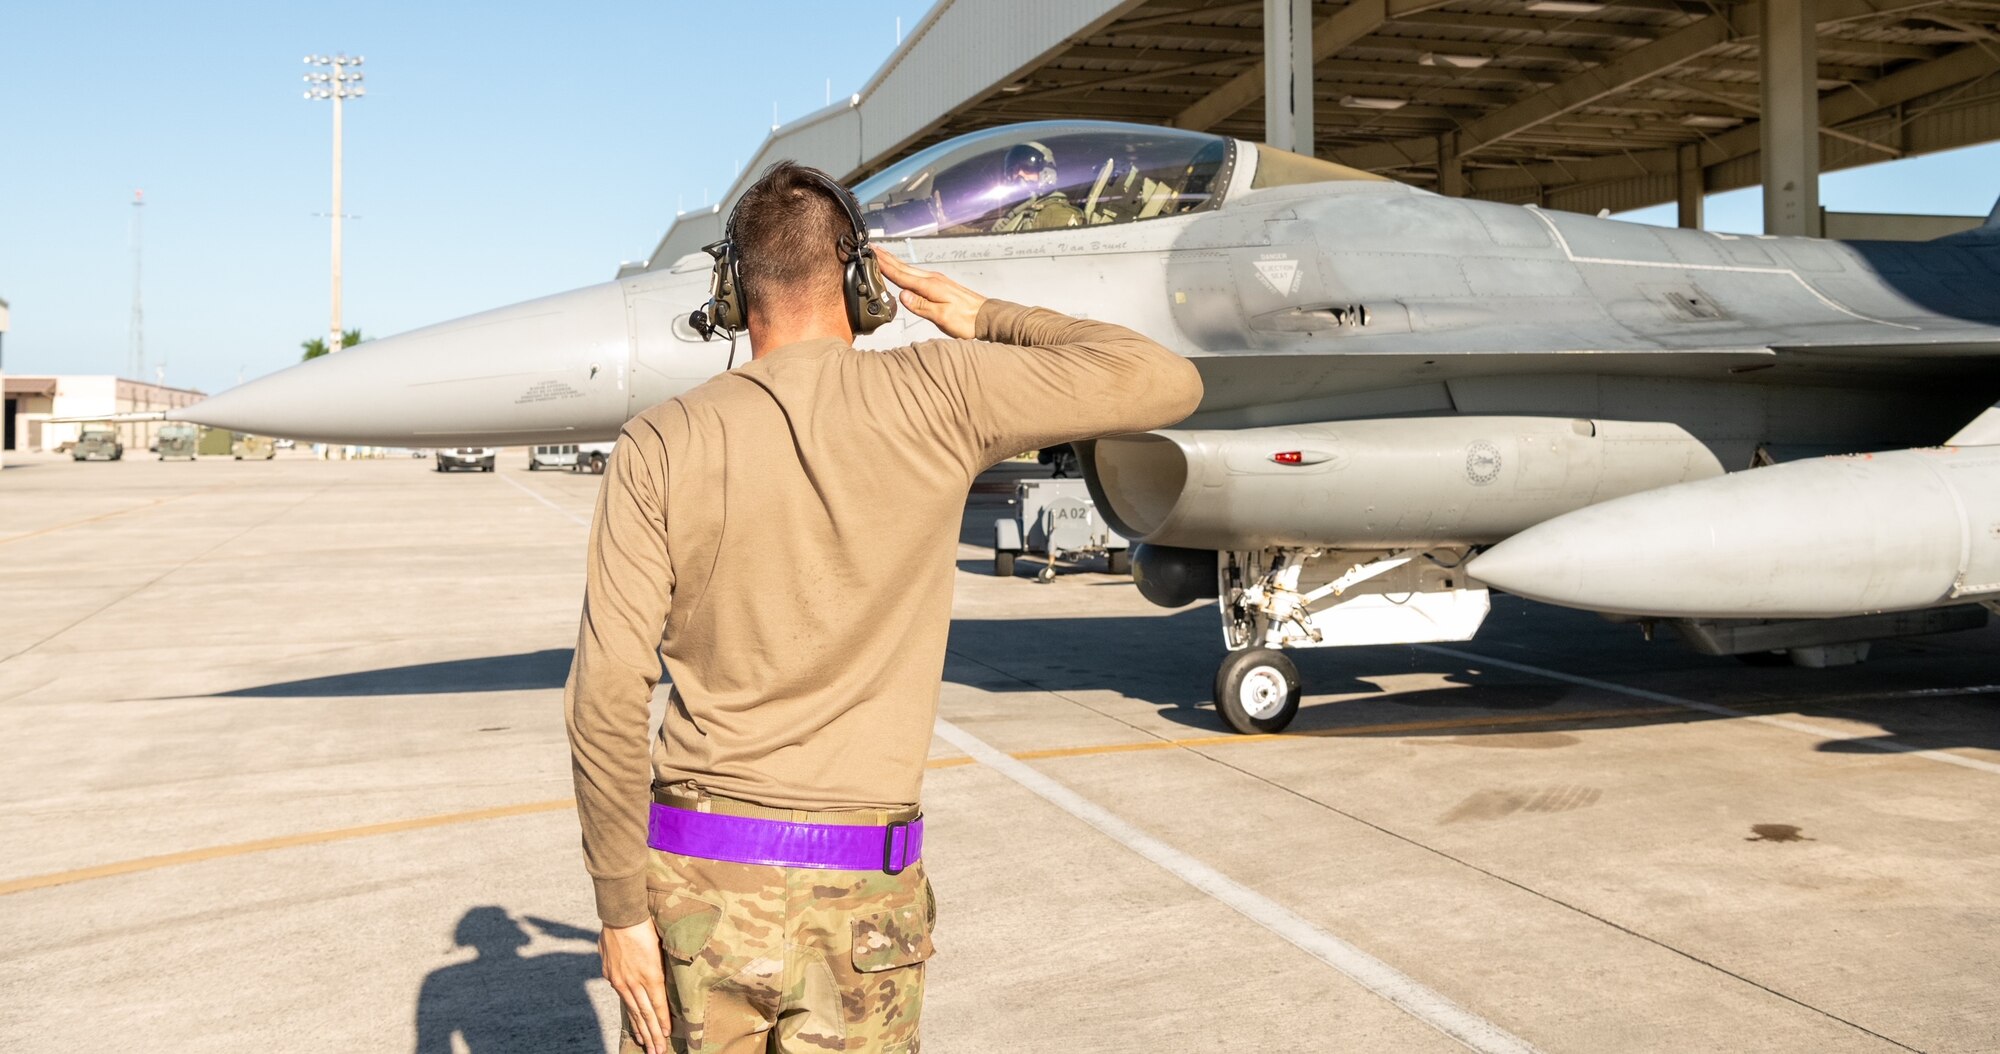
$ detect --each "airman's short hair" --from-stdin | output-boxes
[733,161,850,318]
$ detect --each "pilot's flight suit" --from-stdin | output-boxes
[990,191,1084,233]
[566,300,1202,1052]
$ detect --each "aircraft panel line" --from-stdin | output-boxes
[1522,205,1922,330]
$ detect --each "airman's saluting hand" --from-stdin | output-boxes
[876,249,987,340]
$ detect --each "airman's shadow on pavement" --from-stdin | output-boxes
[415,907,608,1054]
[209,649,574,698]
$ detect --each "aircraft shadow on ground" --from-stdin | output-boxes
[945,604,2000,757]
[200,604,2000,756]
[415,907,607,1054]
[211,649,574,698]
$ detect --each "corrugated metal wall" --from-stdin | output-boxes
[618,0,1998,245]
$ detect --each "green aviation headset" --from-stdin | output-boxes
[688,168,898,343]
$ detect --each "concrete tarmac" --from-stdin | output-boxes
[3,450,1999,1052]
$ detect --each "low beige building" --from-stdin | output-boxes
[4,375,205,454]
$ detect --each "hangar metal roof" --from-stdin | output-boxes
[628,0,2000,274]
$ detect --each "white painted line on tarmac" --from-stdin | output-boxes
[499,472,589,526]
[933,718,1544,1054]
[1417,645,2000,778]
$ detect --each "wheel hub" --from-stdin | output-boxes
[1238,665,1288,720]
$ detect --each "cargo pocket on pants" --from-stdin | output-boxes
[645,889,723,1051]
[849,900,932,1053]
[647,889,722,963]
[852,901,934,972]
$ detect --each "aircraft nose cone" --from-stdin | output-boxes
[180,346,381,442]
[179,281,632,446]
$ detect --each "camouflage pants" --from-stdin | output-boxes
[620,848,935,1054]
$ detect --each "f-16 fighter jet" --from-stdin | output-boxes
[181,120,2000,733]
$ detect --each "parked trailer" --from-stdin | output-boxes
[993,477,1130,582]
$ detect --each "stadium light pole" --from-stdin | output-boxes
[303,53,365,355]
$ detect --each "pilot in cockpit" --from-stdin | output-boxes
[989,141,1084,233]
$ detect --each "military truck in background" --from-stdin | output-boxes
[157,423,198,460]
[231,433,277,460]
[197,426,235,457]
[71,424,123,462]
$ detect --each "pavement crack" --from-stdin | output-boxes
[0,482,341,667]
[947,644,1926,1053]
[1184,746,1926,1052]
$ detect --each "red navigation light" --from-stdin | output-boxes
[1271,451,1304,465]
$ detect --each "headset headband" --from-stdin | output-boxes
[690,165,895,345]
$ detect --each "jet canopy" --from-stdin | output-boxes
[854,121,1232,239]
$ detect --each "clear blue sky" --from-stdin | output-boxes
[2,2,1995,395]
[1,1,935,394]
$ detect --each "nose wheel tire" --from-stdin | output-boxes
[1215,648,1301,734]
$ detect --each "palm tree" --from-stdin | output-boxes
[301,328,366,361]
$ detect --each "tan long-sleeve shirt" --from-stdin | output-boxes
[564,300,1203,925]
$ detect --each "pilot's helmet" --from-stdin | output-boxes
[1003,141,1058,190]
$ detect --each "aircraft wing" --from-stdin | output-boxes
[45,411,174,425]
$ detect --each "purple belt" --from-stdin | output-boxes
[647,803,923,874]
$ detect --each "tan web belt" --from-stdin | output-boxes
[653,782,921,827]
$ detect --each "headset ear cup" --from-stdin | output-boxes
[717,245,747,332]
[696,237,746,339]
[847,251,898,335]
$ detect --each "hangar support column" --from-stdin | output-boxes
[1437,131,1465,197]
[1677,143,1704,229]
[1760,0,1821,236]
[1263,0,1314,154]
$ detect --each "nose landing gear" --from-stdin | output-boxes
[1215,648,1301,734]
[1210,547,1491,734]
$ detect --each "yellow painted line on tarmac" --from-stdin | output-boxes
[0,484,234,546]
[0,798,574,897]
[0,706,1680,897]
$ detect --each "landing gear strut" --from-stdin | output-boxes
[1209,546,1491,734]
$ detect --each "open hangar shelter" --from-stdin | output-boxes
[628,0,2000,276]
